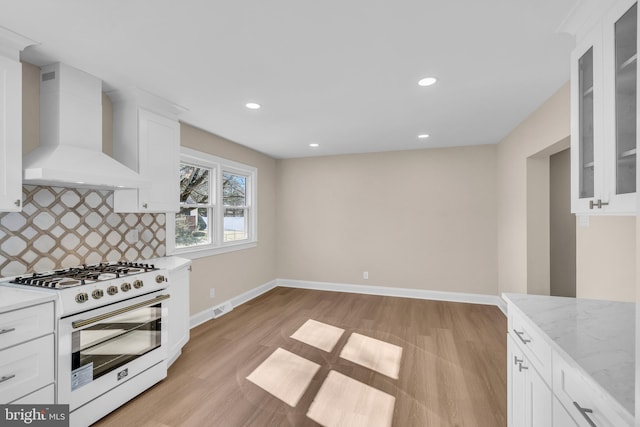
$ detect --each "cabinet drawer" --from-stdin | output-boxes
[0,334,54,404]
[553,395,579,426]
[508,309,552,384]
[0,302,54,350]
[10,384,55,404]
[553,351,633,427]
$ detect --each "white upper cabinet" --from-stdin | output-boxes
[110,89,186,213]
[572,24,604,213]
[571,0,638,214]
[0,28,34,212]
[0,55,22,212]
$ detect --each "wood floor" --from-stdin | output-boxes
[93,287,507,427]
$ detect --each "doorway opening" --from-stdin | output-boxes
[550,148,576,297]
[526,136,576,297]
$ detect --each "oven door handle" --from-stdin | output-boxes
[71,294,170,329]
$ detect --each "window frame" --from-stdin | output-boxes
[221,168,251,243]
[166,147,258,259]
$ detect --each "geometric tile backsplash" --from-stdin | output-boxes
[0,185,166,277]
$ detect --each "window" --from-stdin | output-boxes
[176,164,213,248]
[223,172,248,242]
[167,147,257,258]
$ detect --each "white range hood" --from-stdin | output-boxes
[23,63,150,189]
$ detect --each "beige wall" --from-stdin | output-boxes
[276,145,499,295]
[497,83,571,295]
[180,125,277,315]
[497,82,636,302]
[21,62,39,155]
[550,148,576,297]
[576,216,635,301]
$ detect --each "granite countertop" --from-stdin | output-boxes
[0,286,56,313]
[502,293,635,416]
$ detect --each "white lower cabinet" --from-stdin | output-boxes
[0,334,54,403]
[11,384,55,404]
[553,351,633,426]
[507,305,633,427]
[0,301,55,404]
[553,396,578,426]
[508,334,552,427]
[167,260,191,367]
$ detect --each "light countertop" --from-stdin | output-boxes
[145,256,191,271]
[502,293,635,416]
[0,286,56,313]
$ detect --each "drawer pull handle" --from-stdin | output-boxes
[0,374,15,383]
[518,363,528,372]
[573,401,596,427]
[513,356,524,365]
[0,328,15,335]
[513,329,531,344]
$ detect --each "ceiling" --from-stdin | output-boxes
[1,0,577,159]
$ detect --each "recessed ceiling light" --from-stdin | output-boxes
[418,134,430,139]
[418,77,437,87]
[245,102,261,110]
[309,143,319,148]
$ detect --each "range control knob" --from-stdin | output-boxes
[76,293,89,303]
[133,279,144,289]
[107,286,118,296]
[155,275,166,284]
[121,282,132,292]
[92,289,104,299]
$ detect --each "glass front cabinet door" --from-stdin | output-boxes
[571,0,638,214]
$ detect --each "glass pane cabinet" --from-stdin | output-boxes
[614,3,637,195]
[578,47,595,199]
[570,0,638,214]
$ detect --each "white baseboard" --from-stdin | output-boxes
[190,279,278,328]
[190,278,506,329]
[278,278,507,315]
[230,279,279,308]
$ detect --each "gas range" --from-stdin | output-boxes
[2,261,168,317]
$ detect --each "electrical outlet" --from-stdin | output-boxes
[209,288,216,298]
[363,271,368,279]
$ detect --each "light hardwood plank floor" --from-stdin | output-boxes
[93,287,507,427]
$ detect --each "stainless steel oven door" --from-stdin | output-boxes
[58,291,169,411]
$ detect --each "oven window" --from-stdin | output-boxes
[72,303,162,382]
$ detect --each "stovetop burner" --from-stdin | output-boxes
[9,261,157,289]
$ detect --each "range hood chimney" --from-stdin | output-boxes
[23,63,150,189]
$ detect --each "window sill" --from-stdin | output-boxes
[167,241,258,260]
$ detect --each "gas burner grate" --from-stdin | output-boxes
[9,261,157,288]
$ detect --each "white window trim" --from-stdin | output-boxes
[167,147,258,259]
